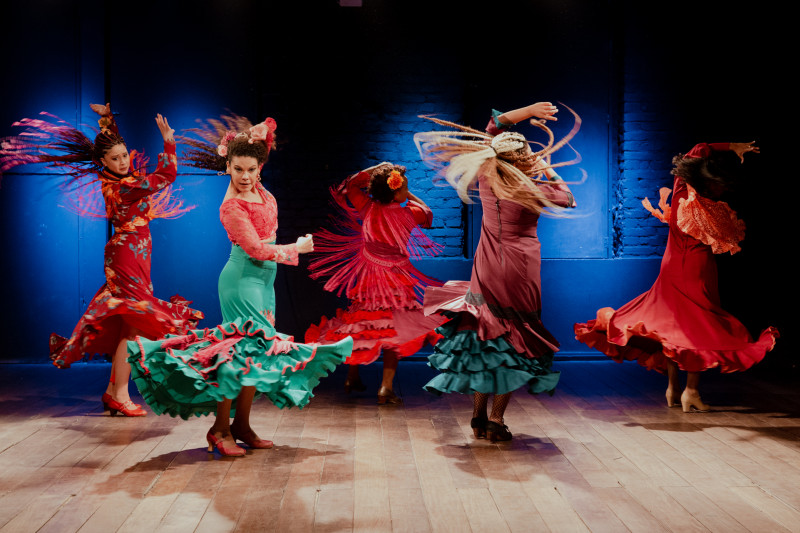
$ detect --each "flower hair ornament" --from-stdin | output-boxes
[387,170,404,190]
[216,131,238,157]
[179,114,278,173]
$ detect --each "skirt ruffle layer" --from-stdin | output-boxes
[50,290,203,369]
[424,316,560,396]
[574,307,780,374]
[305,304,444,365]
[423,280,560,359]
[128,317,352,420]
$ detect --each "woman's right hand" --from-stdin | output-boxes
[296,234,314,254]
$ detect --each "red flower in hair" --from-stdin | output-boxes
[387,170,404,190]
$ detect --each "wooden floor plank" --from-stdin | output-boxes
[3,361,800,532]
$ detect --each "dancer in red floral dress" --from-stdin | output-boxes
[1,103,203,416]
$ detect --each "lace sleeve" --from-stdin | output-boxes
[220,201,299,264]
[677,184,745,254]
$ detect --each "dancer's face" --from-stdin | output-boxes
[227,155,261,193]
[101,144,130,175]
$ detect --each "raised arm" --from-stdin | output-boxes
[116,114,179,202]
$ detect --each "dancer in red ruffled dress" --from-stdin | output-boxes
[305,163,446,404]
[574,141,779,412]
[0,103,203,416]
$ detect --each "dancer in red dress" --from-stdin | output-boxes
[414,101,580,441]
[574,141,779,412]
[1,104,203,416]
[305,163,446,404]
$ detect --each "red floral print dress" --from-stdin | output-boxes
[49,141,203,368]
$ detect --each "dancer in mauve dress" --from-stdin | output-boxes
[574,141,778,412]
[414,101,580,442]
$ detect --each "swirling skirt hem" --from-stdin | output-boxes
[128,319,352,420]
[423,322,559,396]
[574,315,779,374]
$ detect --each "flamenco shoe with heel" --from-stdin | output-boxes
[107,398,147,417]
[102,393,140,411]
[681,391,710,413]
[665,388,681,408]
[485,420,513,443]
[231,428,273,449]
[470,417,487,439]
[206,431,246,457]
[377,386,402,405]
[344,377,367,394]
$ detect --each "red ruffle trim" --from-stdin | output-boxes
[305,306,444,365]
[574,308,779,373]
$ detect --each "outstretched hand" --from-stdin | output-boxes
[528,101,559,123]
[730,141,759,162]
[90,102,112,117]
[296,234,314,254]
[155,114,175,143]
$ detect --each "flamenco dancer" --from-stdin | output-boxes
[574,141,778,412]
[0,103,203,417]
[414,101,579,442]
[304,163,446,404]
[127,115,352,456]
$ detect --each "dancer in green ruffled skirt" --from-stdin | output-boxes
[128,116,352,456]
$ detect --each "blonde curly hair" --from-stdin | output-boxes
[414,106,582,215]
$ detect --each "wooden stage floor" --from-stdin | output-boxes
[1,360,800,533]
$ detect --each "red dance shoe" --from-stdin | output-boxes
[231,429,274,449]
[206,431,246,456]
[102,393,140,411]
[107,398,147,417]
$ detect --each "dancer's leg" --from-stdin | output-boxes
[377,350,401,404]
[489,393,512,424]
[666,359,681,407]
[681,372,710,412]
[380,349,399,391]
[111,325,144,403]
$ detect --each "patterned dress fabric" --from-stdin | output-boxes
[50,141,203,368]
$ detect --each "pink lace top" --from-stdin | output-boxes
[219,183,299,264]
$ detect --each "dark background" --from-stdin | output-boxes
[0,1,790,372]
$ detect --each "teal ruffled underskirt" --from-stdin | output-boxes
[424,317,560,396]
[128,317,352,420]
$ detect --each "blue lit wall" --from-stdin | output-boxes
[1,1,787,364]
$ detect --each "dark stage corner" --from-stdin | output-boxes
[0,0,794,531]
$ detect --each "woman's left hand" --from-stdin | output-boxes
[296,234,314,254]
[155,114,175,143]
[730,141,759,162]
